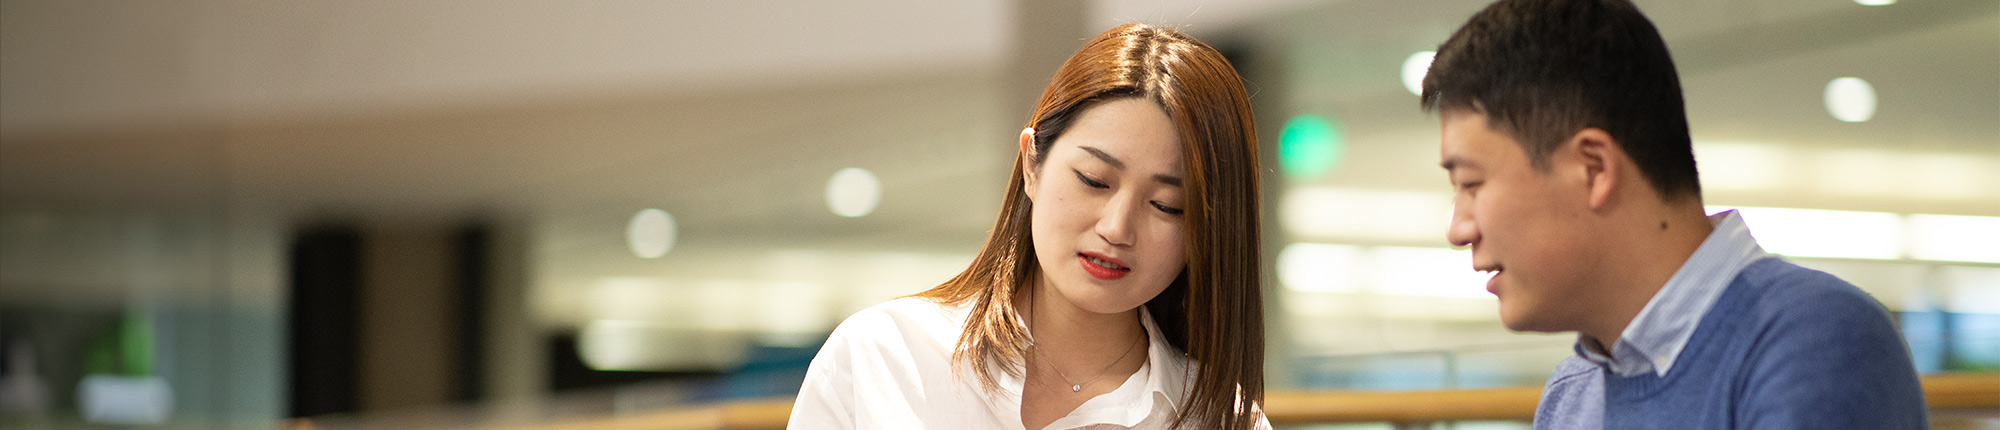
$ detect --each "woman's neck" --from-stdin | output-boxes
[1015,275,1152,429]
[1019,277,1147,364]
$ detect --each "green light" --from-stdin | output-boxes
[1278,114,1345,179]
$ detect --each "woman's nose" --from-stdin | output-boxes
[1096,198,1139,246]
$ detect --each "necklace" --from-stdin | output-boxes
[1032,334,1142,392]
[1026,289,1146,393]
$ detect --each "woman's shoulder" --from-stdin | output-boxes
[821,296,968,355]
[832,296,962,331]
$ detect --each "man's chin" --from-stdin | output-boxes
[1497,305,1562,333]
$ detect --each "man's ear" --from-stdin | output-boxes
[1019,127,1039,198]
[1570,128,1621,210]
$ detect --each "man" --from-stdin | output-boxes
[1419,0,1928,428]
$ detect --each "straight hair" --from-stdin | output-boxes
[913,23,1265,430]
[1421,0,1702,200]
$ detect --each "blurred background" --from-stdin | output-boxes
[1,0,1994,429]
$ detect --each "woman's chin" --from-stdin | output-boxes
[1046,285,1140,315]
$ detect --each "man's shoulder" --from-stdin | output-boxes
[1712,257,1907,366]
[1709,261,1929,428]
[1535,355,1605,430]
[1724,257,1887,323]
[1545,354,1602,387]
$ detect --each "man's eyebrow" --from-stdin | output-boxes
[1079,146,1125,170]
[1440,155,1476,171]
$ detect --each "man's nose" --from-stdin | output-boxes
[1447,197,1478,248]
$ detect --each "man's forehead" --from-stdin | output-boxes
[1438,114,1510,173]
[1439,109,1498,133]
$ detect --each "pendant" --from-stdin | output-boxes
[1071,384,1081,392]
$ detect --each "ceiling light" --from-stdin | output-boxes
[1401,51,1436,96]
[1282,187,1453,242]
[826,167,882,217]
[1693,142,1791,192]
[1277,243,1493,299]
[1907,214,2000,263]
[1718,206,1902,260]
[626,208,677,259]
[1823,77,1876,122]
[1813,149,1898,196]
[1279,243,1364,293]
[1368,246,1493,299]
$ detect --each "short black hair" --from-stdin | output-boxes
[1422,0,1700,200]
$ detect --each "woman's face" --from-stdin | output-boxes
[1026,98,1188,315]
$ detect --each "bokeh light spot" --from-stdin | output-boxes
[1824,77,1877,123]
[826,167,882,217]
[1401,51,1436,96]
[1279,114,1346,180]
[627,208,677,259]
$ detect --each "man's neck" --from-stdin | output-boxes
[1580,205,1715,348]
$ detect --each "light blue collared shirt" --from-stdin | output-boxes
[1535,210,1769,430]
[1577,209,1768,377]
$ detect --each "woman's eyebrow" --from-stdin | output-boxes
[1081,145,1182,187]
[1078,146,1125,170]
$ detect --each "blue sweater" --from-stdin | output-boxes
[1602,258,1927,429]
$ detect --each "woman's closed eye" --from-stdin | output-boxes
[1075,169,1180,215]
[1075,170,1109,189]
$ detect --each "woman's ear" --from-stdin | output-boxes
[1019,127,1039,197]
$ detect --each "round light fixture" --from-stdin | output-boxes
[1823,77,1876,123]
[825,168,882,217]
[626,208,677,259]
[1401,51,1437,96]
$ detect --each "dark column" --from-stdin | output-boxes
[287,226,361,417]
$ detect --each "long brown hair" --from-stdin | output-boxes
[913,23,1264,429]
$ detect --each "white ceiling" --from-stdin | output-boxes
[2,0,1994,322]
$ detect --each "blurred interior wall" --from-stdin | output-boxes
[0,129,290,429]
[357,224,462,410]
[2,130,542,425]
[287,220,538,416]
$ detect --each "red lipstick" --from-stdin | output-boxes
[1078,252,1130,280]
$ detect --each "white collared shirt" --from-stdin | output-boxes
[787,297,1266,429]
[1576,210,1769,377]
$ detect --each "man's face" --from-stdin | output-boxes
[1440,111,1598,333]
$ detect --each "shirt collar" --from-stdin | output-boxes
[1577,210,1767,377]
[989,305,1187,429]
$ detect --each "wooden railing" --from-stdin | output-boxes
[1263,386,1544,425]
[474,373,1999,429]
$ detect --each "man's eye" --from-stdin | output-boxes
[1151,201,1184,216]
[1075,171,1108,189]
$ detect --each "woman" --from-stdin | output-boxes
[788,23,1265,430]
